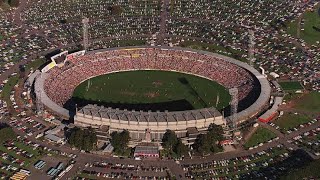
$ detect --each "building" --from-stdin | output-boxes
[258,97,283,123]
[102,143,114,154]
[134,144,159,158]
[45,134,64,144]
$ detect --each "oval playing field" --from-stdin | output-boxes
[72,70,231,112]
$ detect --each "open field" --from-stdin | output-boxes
[293,92,320,114]
[279,81,303,91]
[274,113,312,132]
[244,127,277,149]
[25,58,46,71]
[1,75,19,107]
[179,41,248,62]
[73,70,231,111]
[286,4,320,44]
[281,159,320,180]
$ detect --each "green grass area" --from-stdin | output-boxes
[279,81,303,91]
[243,127,277,149]
[73,70,231,111]
[0,141,42,168]
[1,75,19,107]
[286,4,320,44]
[110,39,146,47]
[293,92,320,114]
[179,41,247,62]
[92,39,147,48]
[283,93,302,102]
[77,173,98,179]
[14,142,41,157]
[281,159,320,180]
[287,19,299,38]
[274,113,312,132]
[25,58,46,71]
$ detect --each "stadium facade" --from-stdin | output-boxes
[34,46,271,140]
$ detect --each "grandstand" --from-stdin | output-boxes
[34,46,271,140]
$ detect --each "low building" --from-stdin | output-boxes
[270,72,280,78]
[258,97,283,123]
[45,134,64,144]
[102,143,114,154]
[134,144,159,158]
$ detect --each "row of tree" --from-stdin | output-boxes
[67,123,223,156]
[68,127,97,152]
[162,124,224,158]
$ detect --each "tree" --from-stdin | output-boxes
[162,130,189,158]
[193,134,211,155]
[207,123,224,142]
[108,5,123,15]
[68,127,97,151]
[0,124,16,144]
[193,123,224,155]
[162,130,178,152]
[110,130,130,156]
[174,138,188,158]
[7,0,19,7]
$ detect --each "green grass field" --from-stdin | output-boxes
[287,4,320,44]
[293,92,320,114]
[73,70,231,111]
[274,113,312,132]
[281,159,320,180]
[279,81,303,91]
[244,127,277,149]
[179,41,248,62]
[1,75,19,107]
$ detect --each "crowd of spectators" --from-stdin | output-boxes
[43,48,255,107]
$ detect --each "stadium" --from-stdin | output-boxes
[34,46,271,140]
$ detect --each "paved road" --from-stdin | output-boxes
[157,0,170,45]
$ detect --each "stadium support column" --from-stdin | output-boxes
[36,90,44,117]
[36,74,44,117]
[248,29,256,67]
[82,18,90,51]
[229,88,238,130]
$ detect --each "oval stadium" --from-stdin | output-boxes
[34,46,271,140]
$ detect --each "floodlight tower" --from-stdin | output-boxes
[248,29,256,67]
[229,88,238,130]
[82,17,90,51]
